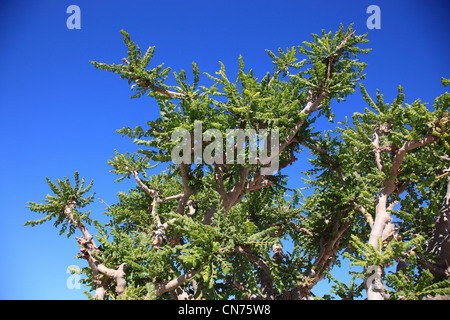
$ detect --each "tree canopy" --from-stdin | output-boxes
[26,24,450,300]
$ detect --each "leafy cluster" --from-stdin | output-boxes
[26,172,94,237]
[91,24,369,168]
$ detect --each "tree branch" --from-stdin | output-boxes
[370,134,436,250]
[150,193,162,226]
[177,163,193,215]
[262,31,355,171]
[366,134,436,300]
[233,246,272,285]
[389,134,435,177]
[97,263,128,297]
[426,172,450,278]
[64,201,129,299]
[268,68,283,87]
[295,218,352,299]
[226,167,251,210]
[121,58,186,99]
[151,217,177,249]
[214,163,227,200]
[372,126,385,172]
[158,193,184,204]
[155,270,198,297]
[129,169,158,197]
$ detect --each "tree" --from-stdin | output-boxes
[26,24,450,300]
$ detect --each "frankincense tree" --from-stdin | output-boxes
[26,24,450,300]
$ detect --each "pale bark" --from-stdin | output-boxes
[155,270,198,297]
[97,263,128,296]
[64,201,129,299]
[366,134,436,300]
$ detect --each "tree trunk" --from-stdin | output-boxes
[366,184,395,300]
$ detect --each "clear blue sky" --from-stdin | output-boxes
[0,0,449,299]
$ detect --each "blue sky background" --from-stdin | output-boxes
[0,0,449,299]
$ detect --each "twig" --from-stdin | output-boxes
[437,170,450,180]
[372,125,385,172]
[158,193,184,204]
[155,269,198,297]
[129,169,157,197]
[389,134,435,177]
[121,58,186,99]
[150,193,161,226]
[268,68,283,87]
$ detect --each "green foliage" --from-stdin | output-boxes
[334,81,449,299]
[266,46,306,77]
[25,172,94,237]
[90,25,369,168]
[27,26,450,300]
[344,232,450,300]
[344,234,425,269]
[107,150,159,182]
[327,272,365,300]
[90,30,171,100]
[298,24,370,103]
[386,255,450,300]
